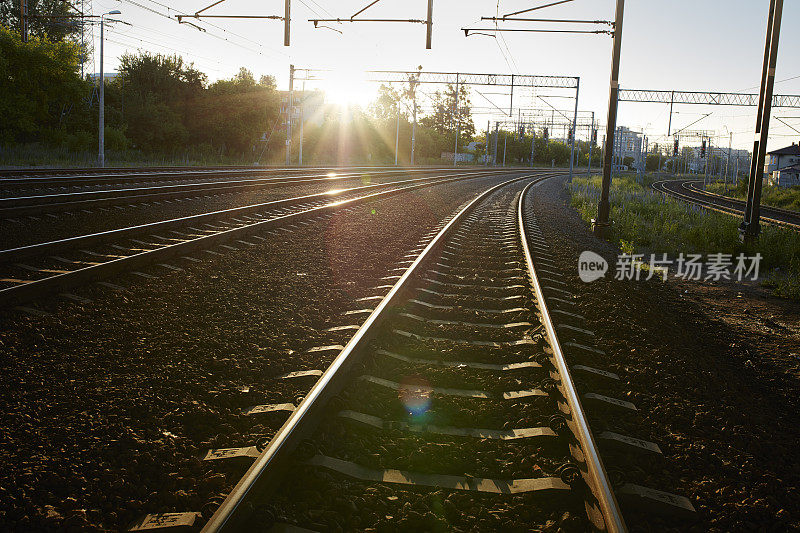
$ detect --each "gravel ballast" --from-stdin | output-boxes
[524,174,800,531]
[0,171,474,249]
[0,173,526,531]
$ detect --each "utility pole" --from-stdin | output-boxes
[593,0,624,237]
[20,0,28,42]
[284,0,291,46]
[530,129,536,168]
[741,0,783,241]
[395,105,400,166]
[411,96,417,165]
[485,121,490,166]
[492,122,500,167]
[503,133,507,167]
[286,64,294,166]
[453,73,460,167]
[725,132,732,187]
[425,0,433,49]
[569,77,580,181]
[298,96,304,165]
[587,112,594,175]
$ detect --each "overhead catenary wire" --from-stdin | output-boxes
[504,0,575,18]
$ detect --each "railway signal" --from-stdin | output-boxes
[700,139,706,159]
[673,138,679,156]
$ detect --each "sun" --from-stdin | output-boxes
[320,71,376,109]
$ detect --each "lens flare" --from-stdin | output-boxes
[398,375,432,416]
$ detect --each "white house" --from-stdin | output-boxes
[772,164,800,187]
[766,143,800,187]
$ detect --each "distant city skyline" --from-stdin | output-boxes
[91,0,800,152]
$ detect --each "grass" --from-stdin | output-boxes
[706,179,800,213]
[568,174,800,299]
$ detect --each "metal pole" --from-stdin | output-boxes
[568,77,579,181]
[747,0,783,239]
[742,0,777,238]
[425,0,433,49]
[98,16,105,167]
[298,95,304,165]
[667,91,674,136]
[587,112,594,175]
[286,64,294,166]
[453,73,460,167]
[20,0,28,42]
[594,0,624,237]
[411,97,417,165]
[284,0,291,46]
[530,129,536,168]
[395,105,400,166]
[493,122,499,166]
[485,121,490,166]
[509,74,515,117]
[503,133,507,167]
[725,132,733,185]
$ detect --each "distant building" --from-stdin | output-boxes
[611,127,642,168]
[766,143,800,186]
[89,72,119,82]
[771,164,800,187]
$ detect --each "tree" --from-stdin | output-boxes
[0,25,87,143]
[370,84,404,122]
[118,52,206,105]
[419,83,475,146]
[0,0,80,42]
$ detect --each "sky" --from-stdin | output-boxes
[89,0,800,152]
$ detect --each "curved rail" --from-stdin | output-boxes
[518,180,626,533]
[201,173,547,532]
[651,179,800,231]
[201,170,617,532]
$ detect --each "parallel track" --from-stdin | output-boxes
[0,168,485,217]
[0,170,526,308]
[0,165,460,188]
[196,174,626,532]
[652,179,800,231]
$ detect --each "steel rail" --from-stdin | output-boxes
[0,168,491,217]
[651,179,800,231]
[0,167,331,186]
[0,171,501,264]
[0,166,463,187]
[201,172,560,532]
[518,180,627,533]
[0,170,531,308]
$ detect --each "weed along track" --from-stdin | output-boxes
[148,175,632,532]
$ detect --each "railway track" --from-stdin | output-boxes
[0,169,527,309]
[651,179,800,230]
[0,165,456,189]
[119,173,696,531]
[0,168,480,217]
[142,174,625,532]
